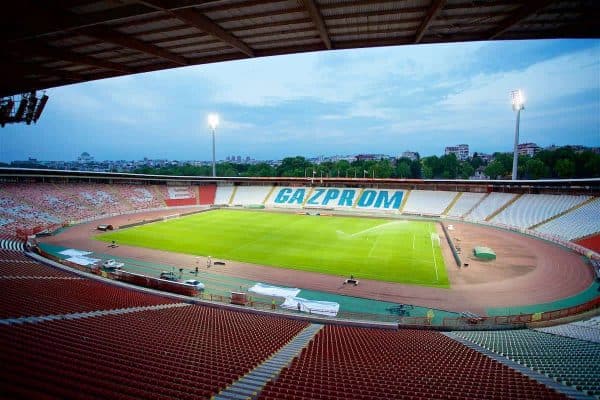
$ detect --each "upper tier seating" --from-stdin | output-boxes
[402,190,457,215]
[491,194,590,229]
[453,329,600,398]
[0,183,598,252]
[112,185,165,209]
[465,192,517,222]
[260,325,565,400]
[158,186,197,206]
[445,192,486,218]
[535,198,600,240]
[214,185,235,205]
[232,185,273,205]
[0,183,171,237]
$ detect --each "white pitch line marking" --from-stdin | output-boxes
[430,223,439,282]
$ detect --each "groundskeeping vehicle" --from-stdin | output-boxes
[159,271,178,281]
[183,279,205,291]
[102,259,124,271]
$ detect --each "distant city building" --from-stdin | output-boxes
[356,154,389,161]
[77,152,93,164]
[325,155,356,163]
[518,142,541,157]
[470,167,490,180]
[475,153,493,163]
[444,144,469,161]
[400,151,419,161]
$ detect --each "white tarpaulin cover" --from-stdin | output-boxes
[281,297,340,317]
[59,249,92,257]
[248,283,300,298]
[66,256,100,266]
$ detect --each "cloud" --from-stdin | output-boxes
[174,41,485,108]
[440,45,599,112]
[1,39,597,162]
[51,74,166,126]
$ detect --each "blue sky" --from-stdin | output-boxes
[1,38,598,162]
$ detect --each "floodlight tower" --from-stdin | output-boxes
[510,90,525,180]
[207,113,219,177]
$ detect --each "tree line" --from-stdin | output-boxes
[132,146,599,180]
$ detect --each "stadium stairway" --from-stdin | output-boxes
[0,302,189,326]
[442,192,463,216]
[0,238,24,252]
[486,193,523,222]
[529,196,599,230]
[463,192,489,219]
[213,323,323,400]
[444,332,596,400]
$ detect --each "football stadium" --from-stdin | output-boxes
[1,1,600,400]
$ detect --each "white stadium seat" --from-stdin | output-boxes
[445,192,486,218]
[402,190,457,216]
[491,194,591,229]
[535,198,600,240]
[465,192,516,222]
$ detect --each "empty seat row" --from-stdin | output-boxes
[259,326,566,400]
[453,329,600,397]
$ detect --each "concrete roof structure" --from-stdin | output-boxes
[2,0,599,97]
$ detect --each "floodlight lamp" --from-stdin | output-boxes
[511,89,525,111]
[208,113,219,130]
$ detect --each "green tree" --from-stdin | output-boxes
[583,155,600,178]
[485,160,506,179]
[555,158,575,178]
[422,164,433,179]
[246,163,276,177]
[396,160,411,178]
[440,154,459,179]
[524,158,547,179]
[470,153,484,170]
[276,156,312,177]
[458,162,474,179]
[410,159,422,178]
[421,156,439,178]
[374,159,393,178]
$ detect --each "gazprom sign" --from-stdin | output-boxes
[271,187,403,210]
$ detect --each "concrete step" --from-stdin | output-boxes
[214,324,323,400]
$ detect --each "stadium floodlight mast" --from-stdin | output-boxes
[510,90,525,180]
[207,113,219,177]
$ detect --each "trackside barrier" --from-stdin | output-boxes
[472,220,600,261]
[440,222,461,266]
[34,243,599,329]
[436,296,600,330]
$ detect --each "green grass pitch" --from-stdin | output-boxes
[96,209,449,287]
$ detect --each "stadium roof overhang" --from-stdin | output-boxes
[2,0,599,97]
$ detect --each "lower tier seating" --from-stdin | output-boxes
[259,326,566,400]
[0,277,178,319]
[453,329,600,398]
[1,305,308,399]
